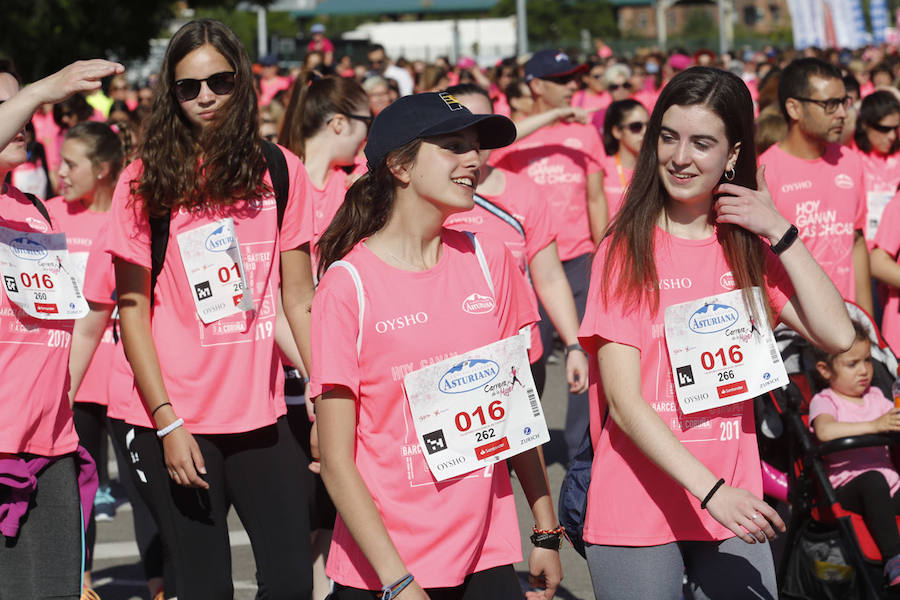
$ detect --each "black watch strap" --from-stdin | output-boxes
[770,224,799,255]
[530,532,562,550]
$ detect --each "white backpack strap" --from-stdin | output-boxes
[327,260,365,356]
[464,231,494,296]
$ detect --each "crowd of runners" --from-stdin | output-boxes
[6,14,900,600]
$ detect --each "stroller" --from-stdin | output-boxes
[754,302,900,600]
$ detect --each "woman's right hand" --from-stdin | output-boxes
[396,580,430,600]
[162,425,209,489]
[705,484,784,544]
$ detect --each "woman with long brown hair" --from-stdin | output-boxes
[106,19,315,598]
[578,66,853,599]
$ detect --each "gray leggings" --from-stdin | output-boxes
[0,454,82,599]
[586,537,778,600]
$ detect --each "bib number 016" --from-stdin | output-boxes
[455,400,505,432]
[700,345,743,370]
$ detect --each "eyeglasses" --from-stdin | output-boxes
[174,72,236,102]
[608,82,633,92]
[326,113,373,131]
[869,122,899,133]
[622,121,647,134]
[792,95,851,114]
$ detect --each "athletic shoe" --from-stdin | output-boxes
[884,553,900,587]
[93,484,116,521]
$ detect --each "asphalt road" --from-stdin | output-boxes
[89,351,594,600]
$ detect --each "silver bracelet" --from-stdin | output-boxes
[156,417,184,439]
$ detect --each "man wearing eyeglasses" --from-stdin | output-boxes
[492,49,608,461]
[759,57,872,314]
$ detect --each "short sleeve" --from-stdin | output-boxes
[874,193,900,257]
[309,265,362,400]
[808,390,838,431]
[578,240,643,355]
[853,154,866,232]
[477,233,538,338]
[105,160,152,269]
[83,224,116,306]
[278,145,314,252]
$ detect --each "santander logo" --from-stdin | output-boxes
[462,292,495,314]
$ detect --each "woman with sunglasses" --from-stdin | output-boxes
[311,92,562,600]
[852,91,900,242]
[601,99,649,218]
[572,59,610,114]
[106,20,316,598]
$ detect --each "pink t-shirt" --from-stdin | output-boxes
[855,147,900,242]
[312,167,348,245]
[809,386,900,494]
[307,38,335,54]
[577,227,794,545]
[491,121,605,261]
[599,153,634,219]
[105,149,312,434]
[47,198,114,406]
[444,170,555,362]
[872,193,900,353]
[0,186,78,456]
[310,229,537,589]
[760,143,865,301]
[81,224,151,427]
[259,75,292,106]
[572,89,611,112]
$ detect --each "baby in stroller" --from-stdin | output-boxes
[810,318,900,587]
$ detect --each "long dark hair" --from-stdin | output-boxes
[316,139,421,279]
[602,66,770,321]
[854,90,900,154]
[279,74,367,161]
[602,98,643,156]
[134,19,267,216]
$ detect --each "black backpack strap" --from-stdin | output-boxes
[261,140,289,230]
[149,210,171,307]
[24,193,52,227]
[148,142,288,306]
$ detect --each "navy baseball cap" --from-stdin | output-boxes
[524,49,588,82]
[364,91,516,166]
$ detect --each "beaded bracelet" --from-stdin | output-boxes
[380,573,414,599]
[532,524,565,536]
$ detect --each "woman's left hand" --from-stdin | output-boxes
[714,165,792,245]
[565,349,589,394]
[526,547,563,600]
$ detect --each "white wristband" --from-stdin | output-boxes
[156,418,184,438]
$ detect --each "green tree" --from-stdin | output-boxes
[492,0,618,46]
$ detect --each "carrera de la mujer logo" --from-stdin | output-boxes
[10,236,48,261]
[205,224,236,253]
[438,358,499,394]
[688,302,739,334]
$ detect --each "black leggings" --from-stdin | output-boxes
[835,470,900,559]
[130,416,313,599]
[330,565,523,600]
[72,401,110,571]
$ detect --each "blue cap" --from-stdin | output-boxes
[364,92,516,166]
[311,23,326,34]
[259,54,278,67]
[524,49,587,82]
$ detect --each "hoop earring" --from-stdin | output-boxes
[724,167,735,181]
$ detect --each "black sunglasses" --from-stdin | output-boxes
[622,121,646,134]
[608,82,633,92]
[542,73,578,85]
[174,71,236,102]
[327,113,373,130]
[869,122,899,133]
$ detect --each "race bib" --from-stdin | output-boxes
[866,190,894,240]
[177,218,254,324]
[0,226,88,320]
[403,334,550,481]
[664,287,787,415]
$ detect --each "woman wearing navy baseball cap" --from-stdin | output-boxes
[309,92,564,599]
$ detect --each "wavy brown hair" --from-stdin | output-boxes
[316,139,422,279]
[602,67,772,323]
[134,19,267,216]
